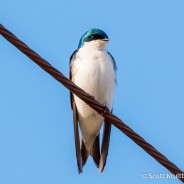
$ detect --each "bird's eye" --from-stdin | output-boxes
[87,34,102,41]
[90,35,95,39]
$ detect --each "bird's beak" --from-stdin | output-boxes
[102,38,109,41]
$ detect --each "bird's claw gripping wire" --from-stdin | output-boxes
[101,105,110,116]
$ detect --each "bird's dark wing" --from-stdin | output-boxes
[70,50,78,109]
[99,113,112,172]
[108,52,117,71]
[72,101,82,173]
[70,50,82,173]
[108,52,117,84]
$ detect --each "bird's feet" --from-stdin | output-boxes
[101,105,110,116]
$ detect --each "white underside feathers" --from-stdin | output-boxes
[71,40,116,150]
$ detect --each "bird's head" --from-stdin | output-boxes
[78,28,109,50]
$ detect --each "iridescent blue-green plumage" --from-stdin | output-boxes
[78,28,109,48]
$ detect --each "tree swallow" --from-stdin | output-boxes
[69,28,116,173]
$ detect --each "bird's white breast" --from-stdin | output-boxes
[73,48,115,115]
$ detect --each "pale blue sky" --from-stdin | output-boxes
[0,0,184,184]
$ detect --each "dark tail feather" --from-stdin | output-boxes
[99,120,111,172]
[90,135,100,168]
[72,101,82,173]
[81,140,89,167]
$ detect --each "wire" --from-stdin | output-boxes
[0,24,183,182]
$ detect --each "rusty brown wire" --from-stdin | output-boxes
[0,24,183,182]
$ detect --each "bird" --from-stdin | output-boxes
[69,28,116,173]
